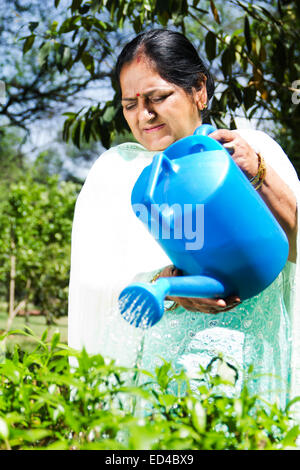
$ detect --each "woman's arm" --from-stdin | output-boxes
[257,162,297,262]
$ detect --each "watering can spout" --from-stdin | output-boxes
[119,275,228,328]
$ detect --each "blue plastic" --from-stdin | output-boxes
[118,125,289,328]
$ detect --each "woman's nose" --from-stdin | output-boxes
[138,103,156,123]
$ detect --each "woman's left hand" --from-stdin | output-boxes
[160,265,241,314]
[209,129,259,180]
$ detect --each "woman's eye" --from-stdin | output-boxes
[150,95,167,103]
[123,93,170,110]
[125,103,137,111]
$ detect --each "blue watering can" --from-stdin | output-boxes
[118,125,289,328]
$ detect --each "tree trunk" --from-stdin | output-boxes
[6,266,31,332]
[6,239,16,332]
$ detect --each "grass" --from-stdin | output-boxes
[0,309,68,352]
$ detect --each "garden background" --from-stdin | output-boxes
[0,0,299,450]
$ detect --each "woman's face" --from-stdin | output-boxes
[120,56,207,151]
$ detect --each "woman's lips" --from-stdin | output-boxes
[144,124,165,133]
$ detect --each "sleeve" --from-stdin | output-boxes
[235,128,299,196]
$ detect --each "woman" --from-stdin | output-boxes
[68,29,300,408]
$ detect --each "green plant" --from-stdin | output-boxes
[0,175,79,327]
[0,329,299,450]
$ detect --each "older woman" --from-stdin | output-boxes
[68,29,300,407]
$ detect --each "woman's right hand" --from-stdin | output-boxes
[158,265,241,314]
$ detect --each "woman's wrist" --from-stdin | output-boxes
[249,152,266,191]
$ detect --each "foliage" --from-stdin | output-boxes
[0,173,80,323]
[0,128,26,199]
[0,329,299,450]
[0,0,111,131]
[15,0,300,174]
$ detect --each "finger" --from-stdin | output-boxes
[215,298,227,308]
[172,267,182,276]
[209,129,235,143]
[183,296,241,313]
[216,296,241,312]
[171,297,226,313]
[159,265,177,277]
[224,295,241,305]
[223,142,235,155]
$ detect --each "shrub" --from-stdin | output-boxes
[0,329,299,450]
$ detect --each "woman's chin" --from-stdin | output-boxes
[142,134,175,152]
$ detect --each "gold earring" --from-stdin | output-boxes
[201,103,207,110]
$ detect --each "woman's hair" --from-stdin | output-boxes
[115,29,215,113]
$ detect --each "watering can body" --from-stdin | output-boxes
[119,125,289,328]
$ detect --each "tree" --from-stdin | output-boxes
[0,127,27,200]
[17,0,299,174]
[0,0,111,131]
[0,173,79,330]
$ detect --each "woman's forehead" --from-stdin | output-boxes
[120,59,174,97]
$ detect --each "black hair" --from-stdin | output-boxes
[115,29,215,116]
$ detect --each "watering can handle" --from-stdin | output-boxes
[193,124,216,136]
[145,124,217,205]
[163,124,223,161]
[144,152,174,207]
[143,152,176,231]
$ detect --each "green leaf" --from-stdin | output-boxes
[50,21,59,34]
[0,418,9,439]
[74,38,89,63]
[23,35,35,54]
[285,395,300,412]
[50,331,60,351]
[221,48,235,77]
[205,31,217,61]
[12,428,52,444]
[58,16,80,34]
[155,361,172,390]
[191,401,206,433]
[274,40,286,81]
[41,329,48,343]
[158,393,178,411]
[244,15,252,53]
[28,22,39,33]
[243,86,256,110]
[72,119,82,148]
[71,0,83,12]
[102,106,115,123]
[99,123,111,148]
[38,41,52,67]
[282,425,300,447]
[61,46,72,67]
[83,118,92,142]
[81,52,94,75]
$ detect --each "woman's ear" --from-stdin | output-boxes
[194,75,208,111]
